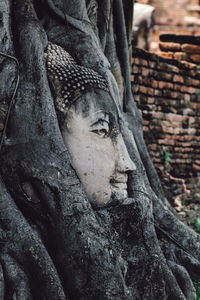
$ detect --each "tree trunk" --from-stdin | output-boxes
[0,0,199,299]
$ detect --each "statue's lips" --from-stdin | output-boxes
[111,182,127,190]
[111,182,128,199]
[110,174,128,191]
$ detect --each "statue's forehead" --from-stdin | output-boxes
[72,91,118,123]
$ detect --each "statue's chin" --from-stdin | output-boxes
[87,189,112,208]
[111,185,128,200]
[87,187,129,209]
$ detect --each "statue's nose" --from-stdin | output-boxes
[115,135,136,173]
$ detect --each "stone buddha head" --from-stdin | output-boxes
[46,43,136,207]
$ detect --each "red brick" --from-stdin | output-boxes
[188,116,196,125]
[143,68,149,76]
[158,139,175,146]
[152,112,164,119]
[156,105,162,111]
[180,85,188,93]
[181,43,200,53]
[149,125,162,132]
[138,76,144,84]
[175,159,191,164]
[184,78,192,86]
[187,128,196,135]
[184,77,200,87]
[181,61,197,69]
[134,58,140,65]
[191,79,200,87]
[195,136,200,141]
[180,86,196,94]
[139,85,148,94]
[173,74,184,84]
[193,164,200,171]
[158,52,174,59]
[189,87,197,94]
[159,42,181,52]
[148,144,158,151]
[142,59,148,67]
[151,119,162,126]
[179,153,189,159]
[161,127,175,134]
[131,74,134,82]
[173,84,182,92]
[189,54,200,63]
[148,88,154,96]
[165,73,173,81]
[193,141,200,147]
[174,147,193,152]
[147,97,155,104]
[189,102,200,110]
[167,134,180,141]
[174,52,187,61]
[183,135,193,142]
[158,81,173,89]
[165,114,187,123]
[177,142,192,147]
[161,120,179,128]
[143,120,149,126]
[152,80,158,88]
[171,92,180,99]
[149,151,160,158]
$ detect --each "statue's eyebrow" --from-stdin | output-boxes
[90,118,109,128]
[89,111,109,127]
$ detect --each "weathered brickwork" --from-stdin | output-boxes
[137,0,199,26]
[132,47,200,181]
[136,0,200,55]
[158,34,200,64]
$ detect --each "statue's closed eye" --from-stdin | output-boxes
[91,128,109,138]
[90,120,109,138]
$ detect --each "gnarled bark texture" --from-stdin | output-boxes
[0,0,200,299]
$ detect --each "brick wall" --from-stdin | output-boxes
[131,47,200,182]
[158,34,200,64]
[137,0,199,26]
[136,0,200,54]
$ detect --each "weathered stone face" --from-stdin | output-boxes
[62,90,136,207]
[45,43,136,206]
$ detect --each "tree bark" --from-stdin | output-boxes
[0,0,199,299]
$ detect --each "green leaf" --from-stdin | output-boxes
[193,281,200,300]
[194,218,200,233]
[163,149,172,164]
